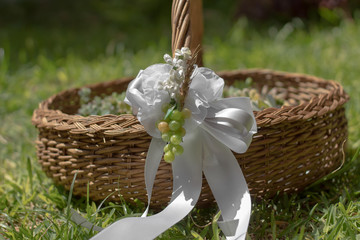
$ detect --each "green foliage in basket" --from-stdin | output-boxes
[77,78,283,116]
[77,88,132,116]
[223,78,284,110]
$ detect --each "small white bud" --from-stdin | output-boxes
[163,54,173,65]
[175,59,184,67]
[181,47,192,60]
[174,49,182,58]
[176,70,183,79]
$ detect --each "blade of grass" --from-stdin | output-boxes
[26,157,33,193]
[271,210,276,240]
[211,211,221,240]
[65,170,78,238]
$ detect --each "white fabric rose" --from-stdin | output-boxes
[125,64,225,138]
[125,64,171,138]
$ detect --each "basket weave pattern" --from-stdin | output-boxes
[32,69,349,207]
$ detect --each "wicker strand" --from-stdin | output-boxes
[172,0,203,66]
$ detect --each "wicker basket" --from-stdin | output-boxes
[32,0,349,208]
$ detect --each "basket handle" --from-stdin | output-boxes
[171,0,203,66]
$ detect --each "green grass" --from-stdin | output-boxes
[1,14,360,239]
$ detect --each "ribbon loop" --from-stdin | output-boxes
[206,108,254,133]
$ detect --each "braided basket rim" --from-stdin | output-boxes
[32,68,349,132]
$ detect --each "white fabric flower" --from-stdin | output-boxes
[163,54,173,65]
[124,64,171,138]
[125,64,225,138]
[182,67,224,132]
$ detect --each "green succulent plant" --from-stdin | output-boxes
[77,88,132,116]
[77,78,283,116]
[223,78,284,110]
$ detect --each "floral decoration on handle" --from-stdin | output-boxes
[73,47,257,240]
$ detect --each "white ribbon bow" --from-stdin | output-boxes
[73,65,257,239]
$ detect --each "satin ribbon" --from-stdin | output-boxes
[72,97,256,240]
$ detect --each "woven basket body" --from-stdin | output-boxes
[32,69,348,207]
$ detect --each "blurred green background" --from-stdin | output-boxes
[1,0,360,239]
[1,0,359,70]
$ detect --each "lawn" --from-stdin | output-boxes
[1,4,360,239]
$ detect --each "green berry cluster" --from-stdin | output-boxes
[157,106,192,163]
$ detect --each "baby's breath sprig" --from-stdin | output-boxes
[156,47,197,163]
[158,47,193,103]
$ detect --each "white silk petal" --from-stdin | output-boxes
[190,67,224,102]
[124,64,172,138]
[202,130,251,240]
[183,89,208,133]
[183,67,225,131]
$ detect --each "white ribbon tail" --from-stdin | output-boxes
[90,129,203,240]
[71,138,165,231]
[142,138,166,216]
[202,130,251,240]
